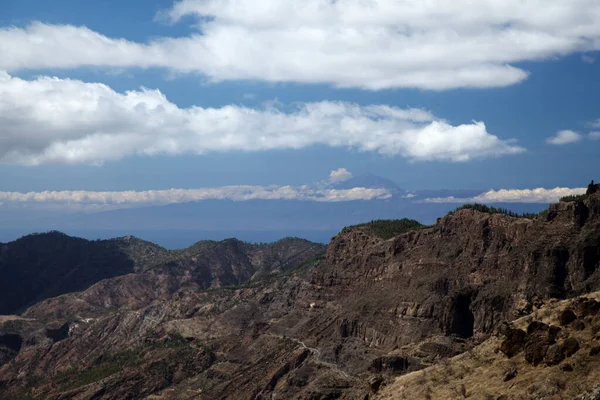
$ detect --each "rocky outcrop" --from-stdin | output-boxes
[45,322,70,342]
[317,191,600,348]
[496,301,598,368]
[376,292,600,400]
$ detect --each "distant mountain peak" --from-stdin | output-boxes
[332,173,402,191]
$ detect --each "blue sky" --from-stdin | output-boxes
[0,0,599,206]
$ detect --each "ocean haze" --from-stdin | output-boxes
[0,201,550,249]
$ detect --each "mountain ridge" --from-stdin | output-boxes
[0,232,325,315]
[1,185,600,399]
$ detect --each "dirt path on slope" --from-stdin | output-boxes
[267,333,350,379]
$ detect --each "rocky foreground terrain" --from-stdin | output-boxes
[1,186,600,399]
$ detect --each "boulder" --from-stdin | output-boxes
[559,309,577,326]
[500,328,527,358]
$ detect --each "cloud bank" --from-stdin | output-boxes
[1,0,600,90]
[0,72,524,165]
[0,186,391,208]
[2,186,587,211]
[424,187,587,204]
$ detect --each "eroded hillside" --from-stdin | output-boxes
[1,189,600,399]
[0,233,324,316]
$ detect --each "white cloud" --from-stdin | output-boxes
[424,187,587,204]
[1,0,600,90]
[0,185,392,209]
[329,168,353,183]
[582,54,596,64]
[546,130,582,145]
[590,131,600,140]
[592,119,600,129]
[0,72,524,165]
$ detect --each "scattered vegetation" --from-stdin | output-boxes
[53,347,146,390]
[559,180,598,202]
[342,218,426,239]
[559,194,587,203]
[52,334,211,392]
[279,254,325,277]
[105,348,143,366]
[343,204,551,240]
[446,204,544,219]
[55,363,123,390]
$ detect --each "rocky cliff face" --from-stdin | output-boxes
[2,192,600,399]
[319,193,600,345]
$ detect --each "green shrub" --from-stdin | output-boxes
[56,363,122,389]
[446,204,543,219]
[279,255,324,277]
[106,349,142,366]
[342,218,426,239]
[54,348,145,390]
[559,194,587,202]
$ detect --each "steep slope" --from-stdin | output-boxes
[1,189,600,399]
[0,232,324,316]
[23,237,326,321]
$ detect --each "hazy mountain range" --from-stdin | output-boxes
[0,175,549,248]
